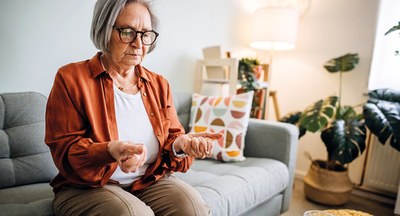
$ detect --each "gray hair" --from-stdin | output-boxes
[90,0,159,55]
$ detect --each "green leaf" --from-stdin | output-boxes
[321,119,366,165]
[368,88,400,102]
[323,53,360,73]
[384,21,400,36]
[280,111,301,124]
[336,105,357,120]
[299,96,338,132]
[363,88,400,151]
[280,112,307,138]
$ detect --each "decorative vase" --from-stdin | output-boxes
[253,65,265,81]
[303,160,353,206]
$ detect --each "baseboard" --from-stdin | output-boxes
[293,169,397,206]
[352,186,396,206]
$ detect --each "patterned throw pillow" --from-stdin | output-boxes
[189,91,254,162]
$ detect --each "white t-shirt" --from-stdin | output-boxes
[110,86,159,184]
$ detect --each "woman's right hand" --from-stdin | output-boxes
[107,141,147,173]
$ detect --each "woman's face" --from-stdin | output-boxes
[108,2,152,68]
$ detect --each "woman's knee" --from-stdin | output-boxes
[53,186,154,216]
[172,191,210,216]
[147,177,210,216]
[95,195,154,216]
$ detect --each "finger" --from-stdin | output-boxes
[197,137,209,158]
[129,144,144,154]
[184,141,197,157]
[206,139,214,156]
[121,167,130,173]
[139,150,147,167]
[125,156,140,172]
[119,153,133,162]
[129,164,139,173]
[191,137,201,156]
[198,140,207,158]
[120,161,132,173]
[129,165,138,173]
[190,132,223,140]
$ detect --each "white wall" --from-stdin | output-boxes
[0,0,98,95]
[0,0,380,183]
[0,0,249,95]
[276,0,379,183]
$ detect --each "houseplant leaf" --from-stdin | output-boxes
[384,21,400,36]
[368,88,400,102]
[363,88,400,151]
[321,118,366,165]
[280,111,307,138]
[323,53,360,73]
[336,105,358,120]
[299,96,338,132]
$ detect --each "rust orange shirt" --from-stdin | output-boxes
[45,52,193,194]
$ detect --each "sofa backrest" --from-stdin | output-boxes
[0,91,192,189]
[173,92,192,133]
[0,92,57,189]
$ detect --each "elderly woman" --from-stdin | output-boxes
[45,0,221,215]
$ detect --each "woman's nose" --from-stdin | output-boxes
[130,34,142,48]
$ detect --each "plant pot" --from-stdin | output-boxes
[303,160,353,206]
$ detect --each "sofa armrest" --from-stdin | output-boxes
[244,119,299,213]
[244,119,298,164]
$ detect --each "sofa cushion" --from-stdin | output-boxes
[174,157,289,216]
[0,183,54,216]
[0,183,53,204]
[0,92,57,189]
[0,199,54,216]
[189,92,254,162]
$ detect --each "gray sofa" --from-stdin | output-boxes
[0,91,298,216]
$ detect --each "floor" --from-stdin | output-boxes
[281,178,397,216]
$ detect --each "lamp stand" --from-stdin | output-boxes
[256,47,281,120]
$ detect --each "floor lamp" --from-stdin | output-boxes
[250,6,299,120]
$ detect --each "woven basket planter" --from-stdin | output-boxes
[304,160,353,206]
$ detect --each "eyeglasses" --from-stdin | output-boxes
[113,26,159,46]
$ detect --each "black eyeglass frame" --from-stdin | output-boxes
[112,25,159,46]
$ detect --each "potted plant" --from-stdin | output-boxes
[237,58,266,118]
[280,53,400,205]
[237,58,260,91]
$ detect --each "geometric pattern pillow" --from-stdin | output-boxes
[189,91,254,162]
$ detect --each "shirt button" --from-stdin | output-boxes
[157,133,161,136]
[143,92,147,97]
[150,112,154,116]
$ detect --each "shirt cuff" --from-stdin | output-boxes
[172,142,188,158]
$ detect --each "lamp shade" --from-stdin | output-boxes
[250,7,299,50]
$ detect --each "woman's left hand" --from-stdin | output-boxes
[173,132,223,159]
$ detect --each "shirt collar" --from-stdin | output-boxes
[136,64,151,83]
[89,51,151,84]
[89,52,106,78]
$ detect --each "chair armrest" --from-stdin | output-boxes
[243,119,299,213]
